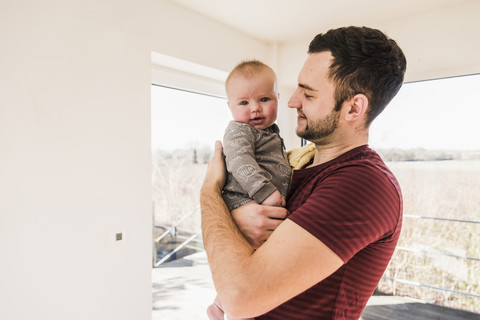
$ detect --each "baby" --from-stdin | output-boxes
[207,60,291,320]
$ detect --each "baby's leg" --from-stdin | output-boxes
[207,296,225,320]
[207,296,254,320]
[207,295,253,320]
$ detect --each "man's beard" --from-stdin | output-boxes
[297,108,340,143]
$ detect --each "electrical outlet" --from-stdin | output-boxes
[110,230,125,245]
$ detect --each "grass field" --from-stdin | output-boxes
[152,152,480,313]
[378,160,480,313]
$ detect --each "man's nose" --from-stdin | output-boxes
[288,90,301,109]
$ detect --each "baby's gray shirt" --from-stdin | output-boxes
[222,121,291,211]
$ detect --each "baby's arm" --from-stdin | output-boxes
[223,122,278,203]
[261,190,286,207]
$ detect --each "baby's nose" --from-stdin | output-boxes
[251,102,262,112]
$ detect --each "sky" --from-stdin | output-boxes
[152,74,480,152]
[369,74,480,150]
[151,86,231,152]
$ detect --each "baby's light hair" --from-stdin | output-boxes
[225,60,277,98]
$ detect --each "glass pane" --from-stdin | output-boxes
[151,85,230,152]
[151,85,230,262]
[370,74,480,151]
[371,74,480,312]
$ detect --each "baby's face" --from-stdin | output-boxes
[227,72,279,130]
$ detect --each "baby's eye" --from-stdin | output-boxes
[260,97,270,102]
[240,101,248,106]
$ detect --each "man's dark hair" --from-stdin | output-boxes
[308,26,407,126]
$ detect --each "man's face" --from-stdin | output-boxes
[288,51,341,144]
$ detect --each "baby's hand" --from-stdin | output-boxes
[261,190,286,207]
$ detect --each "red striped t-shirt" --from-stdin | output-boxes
[257,145,403,320]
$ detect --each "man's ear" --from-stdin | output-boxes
[345,94,368,121]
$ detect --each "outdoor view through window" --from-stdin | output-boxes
[152,74,480,313]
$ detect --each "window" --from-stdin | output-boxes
[151,85,230,264]
[151,85,230,153]
[371,74,480,312]
[370,74,480,152]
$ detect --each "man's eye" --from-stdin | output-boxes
[260,97,270,102]
[304,93,313,99]
[240,101,248,106]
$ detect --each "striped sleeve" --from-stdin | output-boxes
[288,164,401,263]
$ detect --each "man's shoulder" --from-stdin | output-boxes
[294,146,399,194]
[328,145,389,174]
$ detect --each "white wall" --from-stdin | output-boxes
[148,0,271,75]
[0,1,153,319]
[0,1,278,319]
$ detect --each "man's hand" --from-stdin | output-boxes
[201,140,227,194]
[202,140,289,249]
[231,202,289,249]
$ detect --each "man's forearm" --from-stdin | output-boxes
[200,186,254,312]
[200,141,278,317]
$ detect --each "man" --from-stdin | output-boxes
[201,26,407,319]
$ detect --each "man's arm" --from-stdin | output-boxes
[231,202,287,249]
[201,141,344,318]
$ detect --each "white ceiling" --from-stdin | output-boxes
[170,0,468,43]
